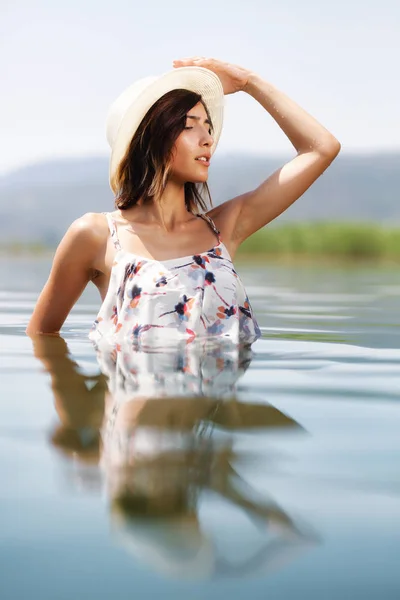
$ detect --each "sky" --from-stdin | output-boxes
[1,0,399,176]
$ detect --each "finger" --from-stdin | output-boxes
[173,58,195,66]
[172,57,213,71]
[173,56,208,64]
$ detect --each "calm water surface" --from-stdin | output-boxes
[0,256,399,599]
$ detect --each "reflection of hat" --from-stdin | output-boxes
[106,66,225,193]
[111,510,214,579]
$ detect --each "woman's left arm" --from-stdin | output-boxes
[223,72,341,247]
[174,57,341,248]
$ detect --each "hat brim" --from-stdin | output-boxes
[109,66,224,194]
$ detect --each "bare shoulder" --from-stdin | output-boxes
[67,212,108,244]
[53,211,110,269]
[59,212,108,255]
[206,195,247,255]
[26,212,110,335]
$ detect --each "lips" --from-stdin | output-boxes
[195,155,211,166]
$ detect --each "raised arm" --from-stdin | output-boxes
[26,213,105,335]
[223,72,340,248]
[173,57,341,251]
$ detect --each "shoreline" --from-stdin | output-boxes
[1,222,400,266]
[1,249,399,269]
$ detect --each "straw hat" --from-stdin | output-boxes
[105,66,225,194]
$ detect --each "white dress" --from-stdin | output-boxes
[89,212,261,349]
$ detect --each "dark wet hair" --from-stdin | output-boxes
[113,89,213,213]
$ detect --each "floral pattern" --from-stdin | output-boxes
[89,212,261,347]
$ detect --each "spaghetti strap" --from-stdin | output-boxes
[196,213,221,243]
[90,209,261,346]
[103,212,122,251]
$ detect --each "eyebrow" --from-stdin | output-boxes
[186,115,213,127]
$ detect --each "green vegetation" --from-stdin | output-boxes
[236,222,400,263]
[2,223,400,263]
[0,242,53,256]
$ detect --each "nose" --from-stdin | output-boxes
[201,129,214,147]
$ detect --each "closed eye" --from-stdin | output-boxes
[185,114,213,135]
[184,126,213,134]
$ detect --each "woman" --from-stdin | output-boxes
[26,56,340,345]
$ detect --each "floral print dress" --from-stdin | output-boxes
[89,212,261,348]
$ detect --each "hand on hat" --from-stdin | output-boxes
[172,57,251,95]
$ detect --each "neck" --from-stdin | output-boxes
[126,180,195,232]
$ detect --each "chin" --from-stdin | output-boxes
[186,179,208,186]
[173,167,209,185]
[186,172,209,184]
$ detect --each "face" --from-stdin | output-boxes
[169,101,214,184]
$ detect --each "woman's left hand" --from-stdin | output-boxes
[172,56,252,95]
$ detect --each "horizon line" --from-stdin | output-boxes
[2,147,400,178]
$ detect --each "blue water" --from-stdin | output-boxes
[0,257,399,599]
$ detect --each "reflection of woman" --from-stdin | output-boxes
[31,334,319,579]
[26,57,340,346]
[31,334,106,463]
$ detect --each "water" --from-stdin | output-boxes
[1,256,399,599]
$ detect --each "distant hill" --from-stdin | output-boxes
[1,152,399,244]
